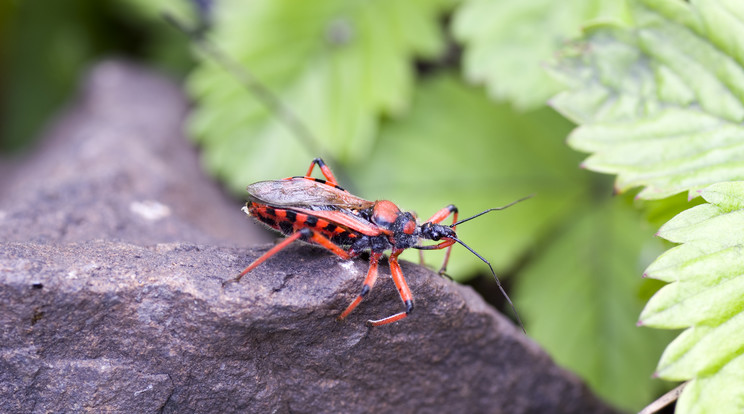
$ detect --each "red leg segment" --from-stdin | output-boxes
[367,249,414,327]
[306,230,352,260]
[227,231,304,286]
[425,204,458,225]
[225,228,351,286]
[424,205,458,274]
[305,158,339,186]
[338,251,382,321]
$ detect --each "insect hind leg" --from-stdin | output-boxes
[224,228,352,287]
[224,230,305,287]
[305,158,340,187]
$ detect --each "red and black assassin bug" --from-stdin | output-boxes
[225,158,530,329]
[162,11,528,328]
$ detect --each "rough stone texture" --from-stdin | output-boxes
[0,60,616,413]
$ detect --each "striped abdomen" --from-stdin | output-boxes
[246,202,360,246]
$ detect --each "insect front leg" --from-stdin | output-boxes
[367,249,414,327]
[424,204,458,274]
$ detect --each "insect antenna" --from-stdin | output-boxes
[452,236,526,334]
[451,194,534,228]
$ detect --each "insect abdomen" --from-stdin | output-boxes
[246,202,358,245]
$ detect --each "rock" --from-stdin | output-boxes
[0,59,269,247]
[2,241,614,414]
[0,60,616,413]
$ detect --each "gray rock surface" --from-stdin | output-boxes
[0,60,616,413]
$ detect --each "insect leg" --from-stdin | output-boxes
[425,204,458,225]
[409,210,426,266]
[367,250,414,327]
[415,238,457,279]
[424,204,458,274]
[225,230,306,286]
[338,251,382,321]
[416,239,456,251]
[225,228,351,287]
[305,158,340,186]
[305,230,353,260]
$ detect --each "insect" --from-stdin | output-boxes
[163,6,528,328]
[225,157,529,329]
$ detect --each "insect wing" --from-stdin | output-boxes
[247,179,374,210]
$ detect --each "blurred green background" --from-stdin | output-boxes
[0,0,682,411]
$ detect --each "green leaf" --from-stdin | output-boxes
[2,1,108,151]
[186,0,452,193]
[676,353,744,414]
[641,192,706,230]
[549,0,744,200]
[640,181,744,413]
[112,0,195,76]
[515,196,672,411]
[356,73,585,276]
[118,0,192,21]
[452,0,631,110]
